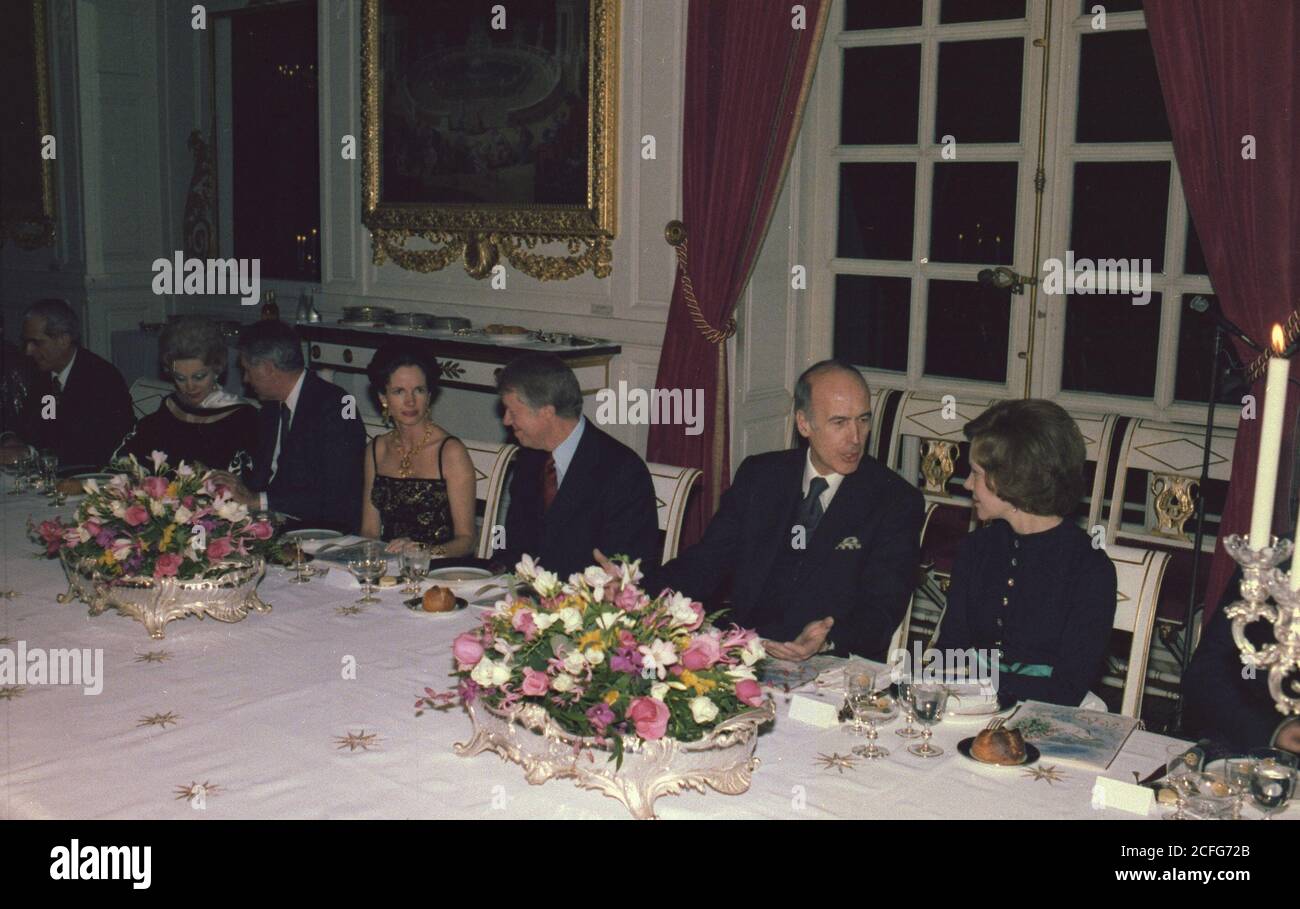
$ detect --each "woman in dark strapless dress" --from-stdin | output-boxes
[358,343,477,557]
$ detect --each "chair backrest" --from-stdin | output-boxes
[646,461,702,564]
[1104,417,1236,551]
[1107,542,1171,718]
[461,438,519,559]
[128,378,173,420]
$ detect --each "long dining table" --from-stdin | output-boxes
[0,479,1226,821]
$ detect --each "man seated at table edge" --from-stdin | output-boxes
[604,359,924,663]
[208,320,364,533]
[494,352,659,580]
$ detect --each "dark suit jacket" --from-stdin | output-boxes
[649,449,925,661]
[18,347,133,471]
[247,370,365,533]
[500,422,659,579]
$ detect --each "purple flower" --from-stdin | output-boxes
[95,530,115,548]
[585,703,615,734]
[609,646,643,675]
[458,678,481,705]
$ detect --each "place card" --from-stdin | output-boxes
[1090,776,1155,816]
[787,693,841,729]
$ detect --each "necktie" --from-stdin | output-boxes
[273,403,292,478]
[51,375,62,396]
[797,476,829,536]
[541,454,558,511]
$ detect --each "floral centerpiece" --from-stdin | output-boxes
[424,554,776,818]
[35,451,275,578]
[34,452,275,638]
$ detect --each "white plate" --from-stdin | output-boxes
[428,567,493,582]
[282,528,344,543]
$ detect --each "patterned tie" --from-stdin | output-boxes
[541,454,558,511]
[797,476,829,536]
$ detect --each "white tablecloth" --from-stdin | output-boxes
[0,482,1224,820]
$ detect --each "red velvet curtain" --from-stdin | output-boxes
[646,0,828,543]
[1145,1,1300,618]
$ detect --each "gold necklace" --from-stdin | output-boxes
[394,422,435,478]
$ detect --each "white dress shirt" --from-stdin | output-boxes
[801,447,846,513]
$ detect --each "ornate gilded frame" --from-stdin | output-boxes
[361,0,618,280]
[0,0,56,249]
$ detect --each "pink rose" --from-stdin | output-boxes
[626,696,670,740]
[511,610,537,640]
[142,476,169,499]
[521,667,549,697]
[735,678,764,708]
[617,629,637,649]
[614,584,645,611]
[206,537,234,561]
[452,633,485,669]
[681,635,722,671]
[154,552,183,577]
[246,520,273,540]
[123,504,150,527]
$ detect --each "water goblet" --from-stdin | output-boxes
[844,664,875,738]
[1249,755,1297,820]
[8,454,33,494]
[401,542,430,594]
[349,542,386,604]
[41,453,60,505]
[907,684,949,758]
[895,675,921,738]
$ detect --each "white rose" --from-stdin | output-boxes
[173,506,193,525]
[584,648,605,666]
[562,651,587,675]
[149,499,166,517]
[551,673,575,693]
[690,696,720,724]
[557,606,583,634]
[533,612,558,631]
[651,682,669,701]
[109,502,127,519]
[741,638,766,666]
[470,656,511,687]
[215,498,248,523]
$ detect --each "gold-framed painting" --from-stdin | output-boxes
[361,0,618,280]
[0,0,56,250]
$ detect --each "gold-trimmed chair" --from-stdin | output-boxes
[461,438,520,560]
[647,461,702,564]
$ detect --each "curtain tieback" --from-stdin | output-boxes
[666,221,736,345]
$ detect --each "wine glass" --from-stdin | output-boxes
[1162,743,1201,820]
[41,453,60,505]
[401,542,430,594]
[907,684,949,758]
[8,454,33,494]
[348,542,386,604]
[288,541,311,584]
[1225,757,1256,820]
[1248,761,1296,820]
[844,664,875,739]
[852,688,899,761]
[895,675,921,738]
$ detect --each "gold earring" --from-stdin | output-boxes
[381,403,392,426]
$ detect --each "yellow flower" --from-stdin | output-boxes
[679,669,716,696]
[166,481,179,498]
[604,690,619,706]
[99,551,117,567]
[160,523,177,550]
[576,630,603,650]
[674,635,692,650]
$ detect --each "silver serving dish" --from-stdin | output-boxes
[430,316,471,332]
[341,305,395,324]
[384,311,437,329]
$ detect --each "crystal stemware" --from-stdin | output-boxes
[1249,754,1297,820]
[895,675,921,738]
[852,690,899,761]
[1162,743,1201,820]
[288,541,310,584]
[348,542,386,604]
[401,542,430,594]
[844,664,875,739]
[907,684,949,758]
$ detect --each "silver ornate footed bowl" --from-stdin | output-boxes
[57,552,270,639]
[455,698,776,819]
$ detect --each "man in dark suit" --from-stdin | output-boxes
[496,353,658,579]
[0,299,133,471]
[210,321,364,532]
[623,360,924,662]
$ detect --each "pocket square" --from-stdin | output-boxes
[835,536,861,550]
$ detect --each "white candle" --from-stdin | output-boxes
[1250,326,1290,549]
